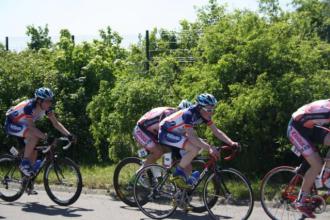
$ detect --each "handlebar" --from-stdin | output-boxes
[217,145,240,161]
[36,137,73,154]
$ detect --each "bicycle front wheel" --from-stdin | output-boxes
[113,157,144,207]
[0,154,24,202]
[133,164,177,219]
[44,157,82,206]
[260,166,303,220]
[203,168,254,220]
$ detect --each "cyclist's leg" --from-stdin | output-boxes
[301,153,323,193]
[288,121,321,218]
[178,141,199,171]
[5,122,33,176]
[144,145,164,166]
[133,125,163,166]
[158,129,199,188]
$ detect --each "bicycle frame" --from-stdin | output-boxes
[151,145,238,196]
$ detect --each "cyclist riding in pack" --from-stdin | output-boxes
[158,93,239,188]
[4,87,74,177]
[132,100,192,167]
[287,99,330,218]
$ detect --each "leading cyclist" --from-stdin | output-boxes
[4,87,74,177]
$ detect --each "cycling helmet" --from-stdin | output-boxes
[178,99,192,109]
[34,87,54,100]
[196,93,217,106]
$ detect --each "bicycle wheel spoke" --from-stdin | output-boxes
[44,158,82,206]
[0,155,24,202]
[134,164,177,219]
[113,157,143,207]
[204,169,254,220]
[260,166,303,220]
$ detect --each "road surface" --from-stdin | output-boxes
[0,189,329,220]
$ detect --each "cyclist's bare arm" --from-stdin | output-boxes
[48,113,71,136]
[209,123,236,146]
[26,118,47,139]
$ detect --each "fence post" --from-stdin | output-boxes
[71,35,75,44]
[5,36,9,51]
[145,30,150,72]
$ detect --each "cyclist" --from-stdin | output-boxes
[4,87,74,177]
[133,99,192,167]
[158,93,239,188]
[287,99,330,218]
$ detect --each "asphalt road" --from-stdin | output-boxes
[0,189,329,220]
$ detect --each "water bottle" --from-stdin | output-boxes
[9,146,19,156]
[163,152,172,167]
[314,176,323,189]
[33,160,42,172]
[188,171,200,186]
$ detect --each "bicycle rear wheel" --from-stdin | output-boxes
[0,154,24,202]
[204,168,254,220]
[113,157,144,207]
[44,157,82,206]
[133,164,177,219]
[260,166,303,220]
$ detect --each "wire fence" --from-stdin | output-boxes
[0,34,139,51]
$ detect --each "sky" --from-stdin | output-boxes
[0,0,292,50]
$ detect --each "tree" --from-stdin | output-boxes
[26,24,52,50]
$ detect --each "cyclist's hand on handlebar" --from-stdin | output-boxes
[67,133,77,144]
[231,142,241,152]
[209,146,220,160]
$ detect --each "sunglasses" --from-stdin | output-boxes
[202,107,215,113]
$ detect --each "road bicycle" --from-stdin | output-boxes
[0,136,83,206]
[133,145,254,219]
[113,148,211,212]
[260,160,330,220]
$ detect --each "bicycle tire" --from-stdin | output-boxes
[260,166,303,220]
[203,168,254,220]
[113,157,145,207]
[0,154,24,202]
[43,157,82,206]
[133,164,177,219]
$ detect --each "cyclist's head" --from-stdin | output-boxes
[34,87,54,101]
[178,99,192,109]
[196,93,217,107]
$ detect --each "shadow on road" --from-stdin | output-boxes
[119,205,209,220]
[21,202,94,217]
[139,211,209,220]
[0,201,93,217]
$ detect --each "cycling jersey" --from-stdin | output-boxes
[133,107,176,149]
[137,107,176,129]
[5,99,52,138]
[288,99,330,157]
[158,105,213,149]
[292,99,330,128]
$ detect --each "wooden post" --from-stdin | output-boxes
[5,36,9,51]
[145,30,150,72]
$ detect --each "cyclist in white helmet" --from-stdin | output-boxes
[133,99,192,167]
[5,87,74,177]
